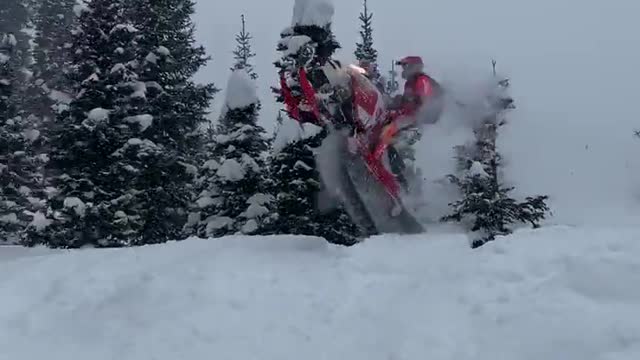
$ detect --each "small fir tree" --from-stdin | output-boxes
[231,14,257,80]
[354,0,385,94]
[191,70,271,238]
[442,61,550,248]
[354,0,377,65]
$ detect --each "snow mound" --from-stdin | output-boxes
[1,225,640,359]
[223,69,258,111]
[291,0,334,27]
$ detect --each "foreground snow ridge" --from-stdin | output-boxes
[1,226,640,360]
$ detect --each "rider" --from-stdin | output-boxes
[380,56,444,189]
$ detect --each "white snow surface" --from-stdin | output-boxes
[278,34,312,56]
[125,114,153,132]
[216,158,245,181]
[272,119,323,154]
[1,225,640,359]
[87,108,110,122]
[223,69,258,111]
[291,0,334,27]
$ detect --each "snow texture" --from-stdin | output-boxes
[156,46,170,56]
[223,69,258,110]
[29,211,52,232]
[63,197,86,217]
[469,161,489,177]
[272,120,323,154]
[87,108,110,122]
[216,158,245,181]
[278,35,312,56]
[0,213,18,224]
[1,225,639,359]
[125,114,153,132]
[291,0,335,27]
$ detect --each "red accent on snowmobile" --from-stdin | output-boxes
[297,67,323,124]
[280,73,301,121]
[279,65,405,205]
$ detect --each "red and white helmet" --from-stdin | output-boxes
[396,56,424,79]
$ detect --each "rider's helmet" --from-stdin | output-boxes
[396,56,424,80]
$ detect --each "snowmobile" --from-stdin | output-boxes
[278,50,425,237]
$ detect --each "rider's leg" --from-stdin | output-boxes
[388,145,409,190]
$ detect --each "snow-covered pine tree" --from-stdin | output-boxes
[268,127,360,245]
[191,70,271,238]
[25,0,144,247]
[114,0,217,244]
[271,1,360,244]
[354,0,377,65]
[231,14,257,80]
[0,1,48,244]
[441,61,550,248]
[354,0,385,93]
[27,0,216,248]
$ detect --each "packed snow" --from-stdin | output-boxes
[216,158,245,181]
[278,34,312,56]
[125,114,154,132]
[272,119,323,153]
[63,197,86,217]
[1,225,639,359]
[87,107,110,122]
[291,0,335,27]
[223,69,259,111]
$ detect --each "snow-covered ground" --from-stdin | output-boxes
[2,225,639,360]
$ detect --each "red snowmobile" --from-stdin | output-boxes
[279,60,424,236]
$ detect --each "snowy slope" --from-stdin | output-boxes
[2,226,640,360]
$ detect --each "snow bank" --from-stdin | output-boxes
[1,225,639,360]
[291,0,334,27]
[223,69,258,111]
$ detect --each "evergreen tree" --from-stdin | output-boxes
[272,10,360,244]
[190,70,271,238]
[441,61,550,248]
[27,0,216,248]
[231,14,257,80]
[354,0,385,94]
[269,128,360,245]
[354,0,377,64]
[121,0,217,243]
[0,1,46,244]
